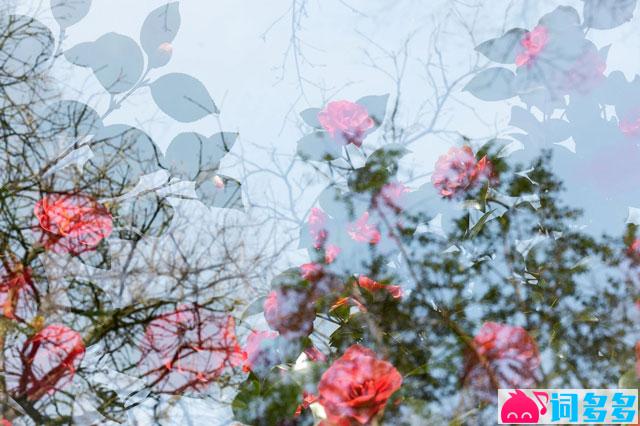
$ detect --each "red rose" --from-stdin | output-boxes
[431,146,494,199]
[139,305,243,393]
[318,101,374,147]
[628,239,640,261]
[462,322,541,402]
[304,345,327,362]
[295,391,319,416]
[243,330,279,373]
[357,276,403,299]
[0,263,34,321]
[300,262,324,282]
[34,193,113,255]
[318,345,402,425]
[330,296,367,313]
[5,324,85,401]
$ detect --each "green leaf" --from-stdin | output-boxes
[150,73,219,122]
[140,2,180,68]
[618,368,640,389]
[478,183,489,211]
[464,68,516,101]
[300,108,322,128]
[241,296,267,320]
[232,373,301,425]
[348,144,408,193]
[405,363,430,377]
[163,132,237,180]
[583,0,637,29]
[271,267,303,290]
[466,209,495,239]
[297,131,342,162]
[329,302,350,323]
[356,94,390,126]
[329,316,364,349]
[195,175,243,210]
[475,28,527,64]
[51,0,92,28]
[65,33,144,94]
[232,374,261,414]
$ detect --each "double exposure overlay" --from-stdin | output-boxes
[1,0,640,425]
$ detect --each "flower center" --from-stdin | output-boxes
[349,379,376,400]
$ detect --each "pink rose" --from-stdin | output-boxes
[304,345,327,362]
[620,110,640,137]
[318,101,374,147]
[300,262,324,282]
[562,49,606,93]
[34,193,113,255]
[347,212,381,244]
[628,239,640,260]
[6,324,85,401]
[620,118,640,136]
[139,305,243,393]
[377,182,410,211]
[308,207,329,249]
[516,26,548,67]
[318,345,402,425]
[307,208,341,263]
[325,244,341,263]
[462,322,541,402]
[242,330,279,373]
[431,146,494,198]
[264,289,316,338]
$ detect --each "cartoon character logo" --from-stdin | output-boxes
[501,389,548,423]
